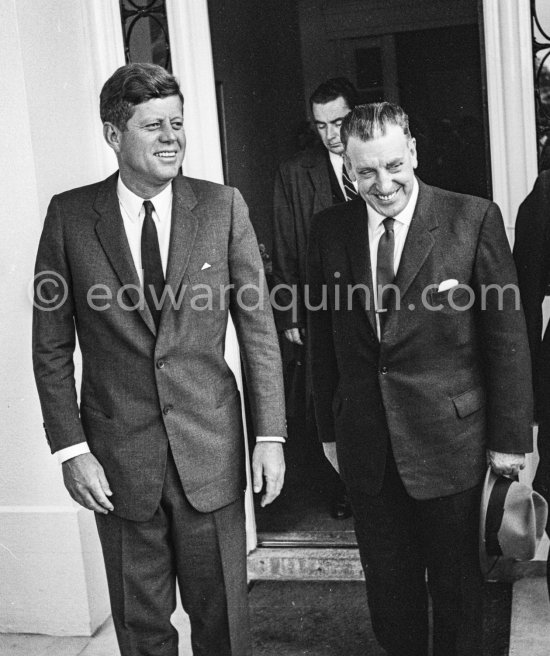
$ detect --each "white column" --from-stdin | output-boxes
[82,0,127,178]
[483,0,538,243]
[166,0,224,184]
[0,0,124,635]
[166,0,258,552]
[483,0,541,488]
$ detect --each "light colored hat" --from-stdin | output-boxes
[479,467,548,576]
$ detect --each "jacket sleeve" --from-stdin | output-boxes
[271,164,305,331]
[228,188,287,438]
[513,171,550,422]
[306,216,338,442]
[32,196,87,453]
[473,201,533,453]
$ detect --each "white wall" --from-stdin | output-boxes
[0,0,121,635]
[483,0,538,240]
[0,0,242,637]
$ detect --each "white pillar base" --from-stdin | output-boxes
[0,506,109,636]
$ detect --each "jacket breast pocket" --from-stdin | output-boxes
[185,259,231,314]
[187,258,228,285]
[429,286,473,310]
[428,286,475,346]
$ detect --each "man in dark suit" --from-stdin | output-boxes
[513,168,550,599]
[271,77,358,518]
[307,102,533,655]
[32,63,286,656]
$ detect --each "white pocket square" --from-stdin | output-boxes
[201,263,211,270]
[437,278,459,292]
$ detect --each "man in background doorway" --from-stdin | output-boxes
[271,77,358,519]
[307,102,532,655]
[513,167,550,600]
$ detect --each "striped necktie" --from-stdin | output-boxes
[342,163,358,201]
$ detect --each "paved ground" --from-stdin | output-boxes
[509,577,550,655]
[1,576,549,656]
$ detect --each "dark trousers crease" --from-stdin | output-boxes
[351,446,484,656]
[95,448,250,656]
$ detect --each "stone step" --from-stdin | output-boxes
[257,530,357,549]
[248,547,364,581]
[248,544,548,583]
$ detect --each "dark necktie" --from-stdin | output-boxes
[376,217,395,333]
[141,200,164,330]
[342,163,358,201]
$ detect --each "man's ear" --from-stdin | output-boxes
[103,122,122,153]
[343,153,357,181]
[409,137,418,170]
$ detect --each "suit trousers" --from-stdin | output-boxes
[351,446,483,656]
[95,448,250,656]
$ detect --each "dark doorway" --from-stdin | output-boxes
[396,24,490,198]
[208,0,490,546]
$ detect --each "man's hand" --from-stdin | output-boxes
[284,327,305,345]
[252,442,285,507]
[487,450,526,477]
[323,442,339,474]
[62,452,114,514]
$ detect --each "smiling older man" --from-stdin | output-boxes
[307,102,533,656]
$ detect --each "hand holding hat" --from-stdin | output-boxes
[479,467,548,577]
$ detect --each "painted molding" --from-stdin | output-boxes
[0,506,109,635]
[483,0,538,241]
[300,0,477,39]
[166,0,224,184]
[81,0,126,178]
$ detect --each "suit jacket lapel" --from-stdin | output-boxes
[392,179,439,303]
[163,175,199,315]
[93,173,157,335]
[345,200,377,335]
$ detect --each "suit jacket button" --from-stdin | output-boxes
[380,366,389,375]
[157,359,166,369]
[163,405,173,415]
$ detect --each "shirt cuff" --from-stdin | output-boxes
[57,442,91,464]
[256,436,286,443]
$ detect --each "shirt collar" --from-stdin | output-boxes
[366,176,419,231]
[117,176,173,223]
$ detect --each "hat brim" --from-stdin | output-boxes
[479,467,499,576]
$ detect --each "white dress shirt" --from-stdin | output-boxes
[57,179,282,463]
[118,177,172,283]
[329,151,358,197]
[367,177,419,338]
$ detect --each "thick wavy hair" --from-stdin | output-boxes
[100,63,183,130]
[309,77,358,112]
